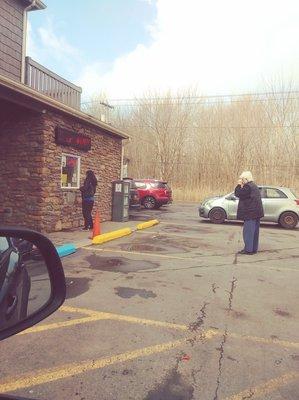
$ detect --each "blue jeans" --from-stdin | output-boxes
[82,200,94,229]
[243,219,260,253]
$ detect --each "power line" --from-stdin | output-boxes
[127,160,297,168]
[81,90,299,105]
[120,125,299,129]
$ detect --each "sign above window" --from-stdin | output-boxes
[55,127,91,151]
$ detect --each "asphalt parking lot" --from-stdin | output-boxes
[0,203,298,400]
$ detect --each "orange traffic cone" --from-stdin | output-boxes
[92,210,101,238]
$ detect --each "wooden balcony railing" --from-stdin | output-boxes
[25,57,82,110]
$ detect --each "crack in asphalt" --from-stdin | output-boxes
[213,276,237,399]
[188,302,209,332]
[233,252,238,265]
[213,328,228,400]
[227,277,238,311]
[212,283,219,293]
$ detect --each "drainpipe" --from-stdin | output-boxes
[121,141,124,179]
[21,0,37,84]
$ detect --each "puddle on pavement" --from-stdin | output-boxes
[65,277,91,299]
[129,214,152,221]
[228,310,247,319]
[145,367,194,400]
[114,287,157,299]
[85,254,159,273]
[120,243,166,252]
[119,235,209,253]
[274,308,291,317]
[162,225,213,234]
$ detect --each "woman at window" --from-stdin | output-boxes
[80,170,97,230]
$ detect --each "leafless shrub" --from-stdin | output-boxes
[84,87,299,201]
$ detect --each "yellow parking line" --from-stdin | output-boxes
[227,331,299,349]
[0,338,188,393]
[225,371,299,400]
[60,305,98,315]
[62,306,299,349]
[18,316,102,335]
[61,305,189,331]
[82,246,191,261]
[19,304,299,351]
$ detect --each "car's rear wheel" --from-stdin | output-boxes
[143,196,156,209]
[279,212,298,229]
[209,207,226,224]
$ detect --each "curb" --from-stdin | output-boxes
[136,219,159,230]
[92,227,132,245]
[57,220,160,255]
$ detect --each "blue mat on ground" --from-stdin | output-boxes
[56,244,77,258]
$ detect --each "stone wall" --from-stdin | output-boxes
[41,111,122,232]
[0,106,45,230]
[0,106,123,232]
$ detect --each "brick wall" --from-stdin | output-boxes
[0,107,123,232]
[0,0,24,81]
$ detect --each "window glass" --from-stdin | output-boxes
[150,182,168,189]
[266,188,287,199]
[130,181,138,190]
[259,187,267,199]
[61,154,80,189]
[0,237,9,255]
[135,181,147,189]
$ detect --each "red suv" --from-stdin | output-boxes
[133,179,172,209]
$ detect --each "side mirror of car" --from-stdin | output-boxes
[0,227,66,341]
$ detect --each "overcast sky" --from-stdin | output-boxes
[28,0,299,100]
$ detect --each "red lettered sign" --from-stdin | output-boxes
[55,127,91,151]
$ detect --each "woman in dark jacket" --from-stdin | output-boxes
[80,170,97,230]
[235,171,264,254]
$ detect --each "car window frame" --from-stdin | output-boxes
[264,187,288,199]
[0,237,10,256]
[134,181,147,189]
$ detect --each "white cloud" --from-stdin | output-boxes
[26,18,80,67]
[38,25,79,59]
[77,0,299,98]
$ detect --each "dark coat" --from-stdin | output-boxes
[235,181,264,221]
[80,178,96,199]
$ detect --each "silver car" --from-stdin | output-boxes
[199,186,299,229]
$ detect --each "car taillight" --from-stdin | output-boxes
[295,200,299,206]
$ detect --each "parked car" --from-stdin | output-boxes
[123,178,141,209]
[0,237,31,329]
[133,179,173,209]
[199,186,299,229]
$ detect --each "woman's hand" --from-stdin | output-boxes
[238,178,244,187]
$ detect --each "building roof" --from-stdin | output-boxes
[23,0,47,11]
[0,74,129,140]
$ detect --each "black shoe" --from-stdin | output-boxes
[238,249,254,255]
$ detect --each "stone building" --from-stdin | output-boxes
[0,0,128,232]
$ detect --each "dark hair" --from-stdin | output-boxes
[86,170,97,187]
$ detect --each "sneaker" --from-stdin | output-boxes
[81,227,89,231]
[238,249,254,255]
